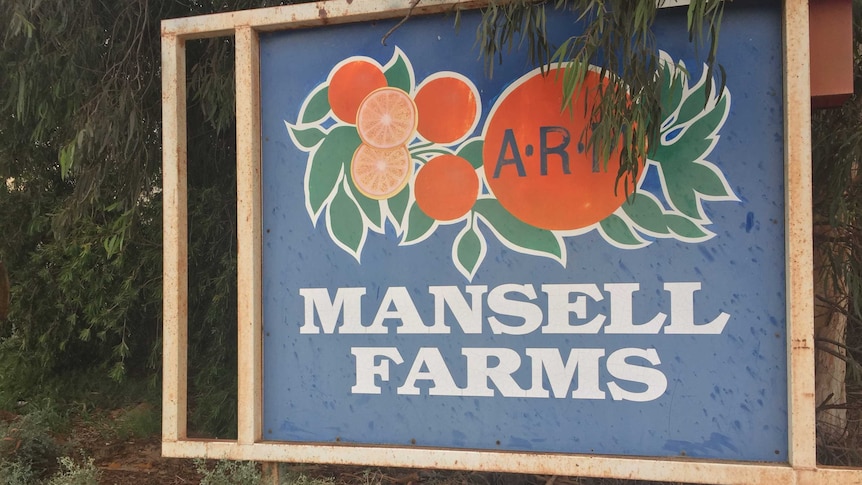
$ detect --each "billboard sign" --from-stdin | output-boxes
[259,1,786,462]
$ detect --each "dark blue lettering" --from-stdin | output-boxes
[540,126,571,176]
[493,129,527,178]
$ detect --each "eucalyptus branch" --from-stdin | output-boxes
[477,0,726,191]
[382,0,422,46]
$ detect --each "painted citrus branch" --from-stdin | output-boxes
[476,0,725,192]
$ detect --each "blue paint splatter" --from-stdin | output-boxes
[745,212,755,232]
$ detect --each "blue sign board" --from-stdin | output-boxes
[259,1,786,462]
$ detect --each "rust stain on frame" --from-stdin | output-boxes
[783,0,817,472]
[235,25,264,446]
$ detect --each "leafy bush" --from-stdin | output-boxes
[0,459,35,485]
[196,459,262,485]
[45,456,100,485]
[279,471,336,485]
[0,405,64,470]
[111,402,161,441]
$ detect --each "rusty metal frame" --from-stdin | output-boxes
[161,0,859,482]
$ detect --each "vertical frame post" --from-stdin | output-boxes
[784,0,817,476]
[162,32,189,443]
[236,25,264,446]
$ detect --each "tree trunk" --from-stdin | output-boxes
[814,231,848,443]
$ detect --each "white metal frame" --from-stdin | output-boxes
[161,1,858,482]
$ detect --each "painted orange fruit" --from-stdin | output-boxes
[414,155,479,221]
[350,143,412,200]
[414,74,480,145]
[482,67,645,231]
[356,87,417,149]
[328,59,387,124]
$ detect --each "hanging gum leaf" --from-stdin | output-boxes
[473,199,563,262]
[327,181,366,258]
[301,85,331,124]
[305,125,361,219]
[659,62,685,125]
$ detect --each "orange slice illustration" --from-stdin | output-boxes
[350,143,412,200]
[356,87,417,149]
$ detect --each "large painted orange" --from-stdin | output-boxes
[414,155,479,221]
[328,59,387,124]
[414,74,479,145]
[482,67,644,231]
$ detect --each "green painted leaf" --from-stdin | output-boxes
[665,214,709,239]
[387,185,410,229]
[301,86,331,124]
[662,135,713,166]
[688,162,730,198]
[456,138,484,169]
[384,51,412,92]
[664,173,701,219]
[662,95,727,165]
[306,125,361,218]
[345,170,383,229]
[288,124,326,149]
[676,76,711,127]
[621,193,670,235]
[662,159,733,220]
[473,199,562,260]
[685,94,727,141]
[403,202,435,244]
[328,182,365,256]
[599,214,643,246]
[456,223,484,277]
[655,96,728,168]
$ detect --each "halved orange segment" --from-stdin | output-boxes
[356,87,417,149]
[350,143,412,200]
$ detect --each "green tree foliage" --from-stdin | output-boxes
[0,0,308,434]
[810,2,862,460]
[0,0,754,440]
